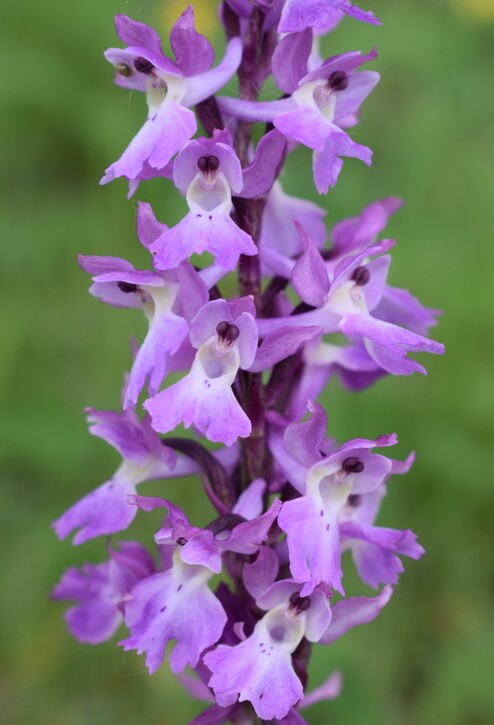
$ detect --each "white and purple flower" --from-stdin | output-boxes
[204,545,391,720]
[79,243,208,407]
[144,297,258,446]
[52,405,195,544]
[118,483,281,673]
[101,8,242,188]
[219,34,379,193]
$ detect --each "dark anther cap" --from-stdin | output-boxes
[328,70,349,92]
[197,155,220,173]
[289,591,311,613]
[351,266,371,286]
[118,281,138,294]
[341,456,365,474]
[216,321,240,343]
[134,57,154,74]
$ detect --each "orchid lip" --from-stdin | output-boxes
[186,172,231,212]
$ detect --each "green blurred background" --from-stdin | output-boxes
[1,0,493,722]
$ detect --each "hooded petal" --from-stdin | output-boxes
[183,37,243,107]
[283,402,327,468]
[239,130,287,198]
[189,298,258,368]
[272,30,312,94]
[170,6,215,76]
[291,222,330,306]
[173,131,243,194]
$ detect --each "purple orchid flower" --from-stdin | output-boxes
[144,298,258,446]
[147,128,286,272]
[79,246,208,407]
[149,129,254,271]
[269,403,413,595]
[101,8,242,186]
[205,546,390,720]
[257,223,445,376]
[52,406,197,544]
[219,34,379,193]
[187,669,341,724]
[51,541,155,643]
[119,485,280,674]
[288,280,442,411]
[279,0,381,33]
[205,582,331,719]
[261,196,401,280]
[261,197,442,413]
[130,478,281,574]
[278,435,398,594]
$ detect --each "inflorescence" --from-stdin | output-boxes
[52,3,444,723]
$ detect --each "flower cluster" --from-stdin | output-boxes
[53,4,444,723]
